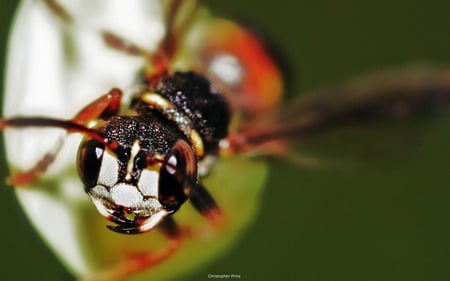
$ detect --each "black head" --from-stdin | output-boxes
[77,116,197,234]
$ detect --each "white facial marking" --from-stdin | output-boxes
[98,150,119,188]
[110,183,143,207]
[89,186,113,218]
[125,141,141,182]
[139,209,170,232]
[166,155,177,175]
[138,169,160,197]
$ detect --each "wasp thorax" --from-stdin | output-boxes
[76,116,197,234]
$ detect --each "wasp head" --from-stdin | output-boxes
[77,116,197,234]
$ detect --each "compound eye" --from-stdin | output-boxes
[159,139,197,210]
[77,139,105,189]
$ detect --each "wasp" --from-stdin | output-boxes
[2,0,450,281]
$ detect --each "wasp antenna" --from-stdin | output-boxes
[0,117,105,143]
[0,88,124,144]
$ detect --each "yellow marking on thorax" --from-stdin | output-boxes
[141,92,205,158]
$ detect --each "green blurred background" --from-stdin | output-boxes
[2,0,450,280]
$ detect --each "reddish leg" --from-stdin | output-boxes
[124,217,182,273]
[7,139,64,186]
[83,217,183,281]
[219,132,320,170]
[4,89,123,186]
[146,0,199,81]
[72,88,122,125]
[45,0,198,81]
[100,0,198,81]
[101,32,150,57]
[43,0,73,23]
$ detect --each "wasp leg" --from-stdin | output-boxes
[43,0,73,23]
[42,0,149,57]
[82,217,183,281]
[101,32,150,57]
[101,1,194,59]
[72,88,123,124]
[5,89,123,186]
[7,137,65,186]
[190,182,224,226]
[147,0,199,80]
[158,0,197,59]
[121,217,182,275]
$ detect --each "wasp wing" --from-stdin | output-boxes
[232,65,450,156]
